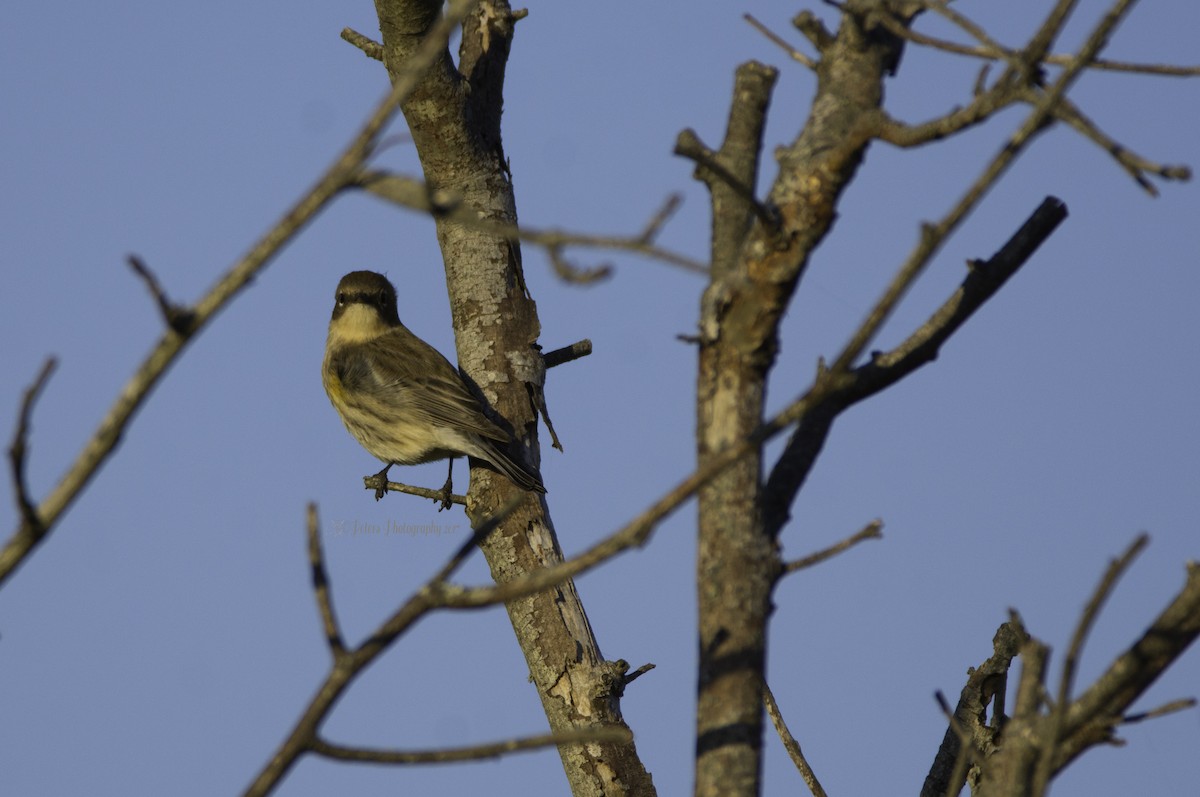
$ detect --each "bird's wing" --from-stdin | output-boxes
[337,328,511,443]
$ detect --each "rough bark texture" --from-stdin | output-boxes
[371,2,653,795]
[691,6,911,796]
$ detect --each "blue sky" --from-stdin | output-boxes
[2,2,1198,795]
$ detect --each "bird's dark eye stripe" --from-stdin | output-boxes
[336,287,393,307]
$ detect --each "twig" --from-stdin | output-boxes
[547,245,613,284]
[306,503,346,657]
[764,197,1068,537]
[744,13,817,69]
[921,617,1027,797]
[0,0,469,592]
[366,475,468,507]
[933,690,975,797]
[355,170,708,275]
[543,339,592,369]
[1036,91,1191,195]
[1055,57,1200,77]
[417,388,831,612]
[1032,532,1149,794]
[424,352,897,613]
[310,726,632,764]
[792,10,834,53]
[674,128,778,230]
[831,0,1131,378]
[764,682,827,797]
[780,519,882,574]
[1056,561,1200,770]
[245,478,512,797]
[7,358,57,535]
[919,0,1031,74]
[637,193,683,244]
[1021,0,1083,70]
[881,12,1200,76]
[341,27,384,62]
[622,662,656,687]
[1122,697,1196,725]
[127,255,196,334]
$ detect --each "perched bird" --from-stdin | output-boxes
[322,270,545,502]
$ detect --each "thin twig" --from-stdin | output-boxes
[674,129,778,229]
[1036,90,1191,195]
[356,170,708,275]
[127,255,196,334]
[933,690,976,797]
[310,726,632,764]
[8,358,57,535]
[831,0,1132,378]
[1032,532,1150,794]
[547,245,613,284]
[543,339,593,369]
[920,0,1018,72]
[0,0,467,592]
[1122,697,1196,725]
[622,662,656,687]
[882,12,1200,76]
[306,503,346,657]
[341,27,384,61]
[1022,0,1084,70]
[921,617,1028,797]
[744,13,817,69]
[366,476,468,507]
[637,193,683,244]
[246,450,509,796]
[764,197,1068,538]
[764,682,827,797]
[1056,561,1200,770]
[780,519,883,574]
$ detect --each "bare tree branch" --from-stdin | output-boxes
[922,618,1028,797]
[341,26,384,61]
[1055,559,1200,771]
[127,255,196,334]
[876,0,1194,198]
[881,10,1200,76]
[0,1,472,591]
[367,3,656,792]
[744,13,817,70]
[1036,91,1191,194]
[364,475,468,507]
[1017,0,1080,71]
[932,690,976,797]
[952,543,1200,796]
[1121,697,1196,725]
[764,196,1069,537]
[1032,533,1149,794]
[310,726,633,764]
[831,0,1125,380]
[779,519,883,575]
[7,358,57,538]
[245,492,516,797]
[543,339,593,369]
[307,503,346,658]
[355,170,708,275]
[764,682,827,797]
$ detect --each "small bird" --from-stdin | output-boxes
[322,270,545,503]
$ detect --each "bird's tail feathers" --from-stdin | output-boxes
[478,442,546,494]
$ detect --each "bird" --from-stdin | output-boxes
[321,270,545,504]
